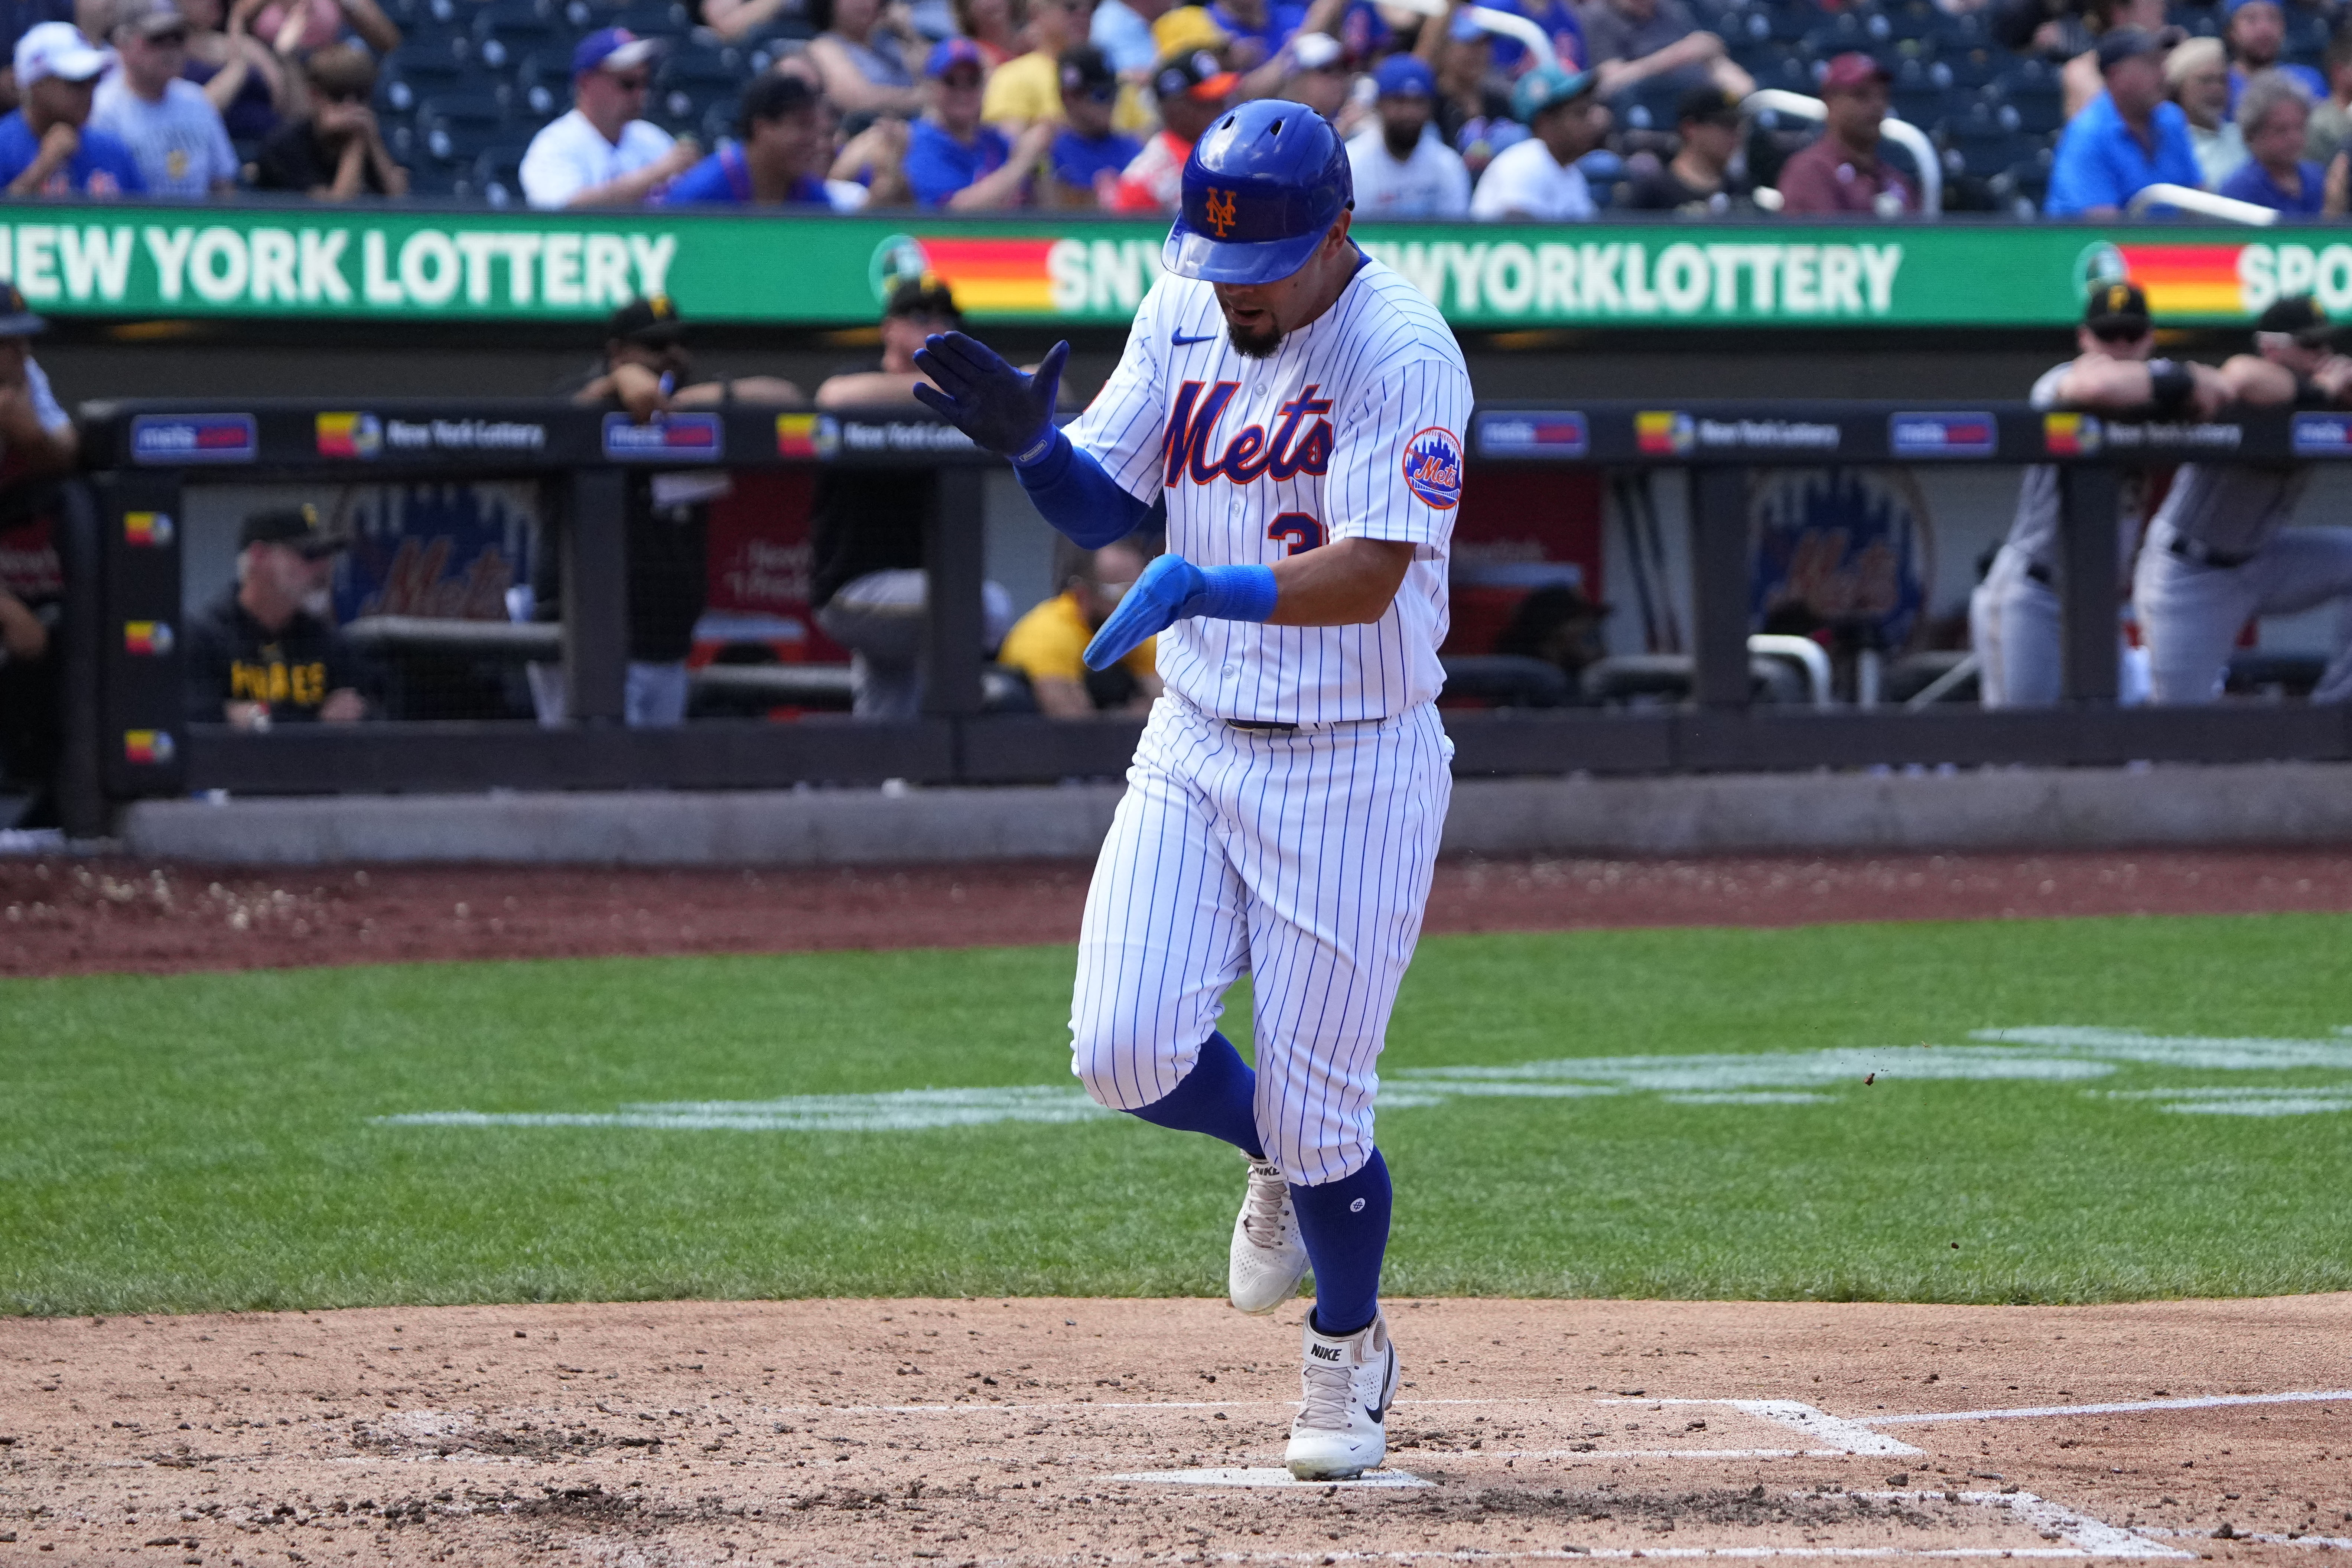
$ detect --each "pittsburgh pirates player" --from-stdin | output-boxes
[2134,295,2352,705]
[912,98,1469,1481]
[1971,282,2225,708]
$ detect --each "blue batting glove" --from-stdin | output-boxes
[911,332,1069,466]
[1084,554,1278,671]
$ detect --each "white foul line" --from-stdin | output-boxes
[1864,1491,2188,1560]
[1869,1388,2352,1425]
[1596,1400,1923,1458]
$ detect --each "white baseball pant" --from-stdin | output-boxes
[2134,521,2352,705]
[1069,694,1453,1187]
[1970,546,2150,708]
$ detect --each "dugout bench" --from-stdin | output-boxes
[50,396,2352,839]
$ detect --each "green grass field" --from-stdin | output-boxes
[6,913,2352,1317]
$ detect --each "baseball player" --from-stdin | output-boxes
[2134,295,2352,704]
[911,98,1468,1480]
[1972,281,2227,707]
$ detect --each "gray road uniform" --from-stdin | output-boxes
[2133,449,2352,705]
[1970,361,2152,707]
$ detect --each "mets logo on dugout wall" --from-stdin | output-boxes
[1401,427,1464,509]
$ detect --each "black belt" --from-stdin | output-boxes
[1228,719,1299,733]
[2169,536,2258,570]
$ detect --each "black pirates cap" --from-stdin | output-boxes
[240,502,347,558]
[884,271,962,324]
[610,293,683,347]
[2255,294,2345,347]
[2083,279,2151,334]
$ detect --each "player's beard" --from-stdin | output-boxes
[1229,322,1283,359]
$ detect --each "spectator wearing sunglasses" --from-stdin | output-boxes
[519,27,699,208]
[1044,45,1137,204]
[904,36,1054,206]
[251,42,405,196]
[91,0,234,196]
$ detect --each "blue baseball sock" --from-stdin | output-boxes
[1125,1031,1266,1161]
[1291,1148,1391,1339]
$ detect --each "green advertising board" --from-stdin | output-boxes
[0,203,2323,329]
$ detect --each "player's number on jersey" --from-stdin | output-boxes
[1268,512,1325,557]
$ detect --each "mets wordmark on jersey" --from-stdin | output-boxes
[1065,256,1474,725]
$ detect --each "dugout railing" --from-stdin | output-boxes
[51,396,2352,837]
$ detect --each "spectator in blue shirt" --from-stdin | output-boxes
[904,36,1053,206]
[0,21,141,196]
[2224,0,2327,110]
[2221,67,2326,211]
[2046,29,2202,216]
[1045,45,1139,202]
[659,73,866,208]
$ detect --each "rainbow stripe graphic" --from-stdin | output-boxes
[2116,244,2245,318]
[914,237,1057,315]
[776,413,819,458]
[123,729,174,765]
[1635,411,1691,456]
[2044,412,2100,456]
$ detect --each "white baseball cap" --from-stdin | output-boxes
[16,21,113,87]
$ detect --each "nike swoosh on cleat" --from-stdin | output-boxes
[1170,331,1219,345]
[1367,1347,1396,1423]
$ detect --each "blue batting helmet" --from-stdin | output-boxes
[1163,99,1353,286]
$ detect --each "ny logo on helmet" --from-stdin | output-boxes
[1204,188,1238,238]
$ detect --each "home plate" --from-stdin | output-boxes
[1111,1467,1434,1489]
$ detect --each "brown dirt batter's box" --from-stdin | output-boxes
[1,1294,2345,1564]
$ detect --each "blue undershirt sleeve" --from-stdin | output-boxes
[1015,429,1156,548]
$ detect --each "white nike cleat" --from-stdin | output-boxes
[1228,1154,1310,1315]
[1284,1313,1399,1481]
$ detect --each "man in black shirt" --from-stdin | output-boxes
[251,45,409,199]
[810,274,1014,720]
[1618,84,1752,211]
[184,504,372,726]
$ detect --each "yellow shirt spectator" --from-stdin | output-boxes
[1001,556,1162,717]
[983,47,1155,134]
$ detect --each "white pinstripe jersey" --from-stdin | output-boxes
[1066,253,1472,724]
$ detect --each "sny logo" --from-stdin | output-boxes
[1162,381,1334,487]
[1203,188,1238,238]
[1400,426,1463,510]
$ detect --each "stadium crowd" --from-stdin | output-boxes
[0,0,2348,214]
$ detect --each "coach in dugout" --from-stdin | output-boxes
[185,505,373,729]
[810,274,1016,720]
[2134,295,2352,705]
[1971,281,2227,709]
[0,280,82,829]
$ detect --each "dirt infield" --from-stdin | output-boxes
[7,847,2352,977]
[1,1294,2345,1566]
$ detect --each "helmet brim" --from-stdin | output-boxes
[1162,218,1328,285]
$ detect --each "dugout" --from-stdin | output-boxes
[44,395,2352,841]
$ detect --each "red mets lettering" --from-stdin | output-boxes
[1162,381,1335,489]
